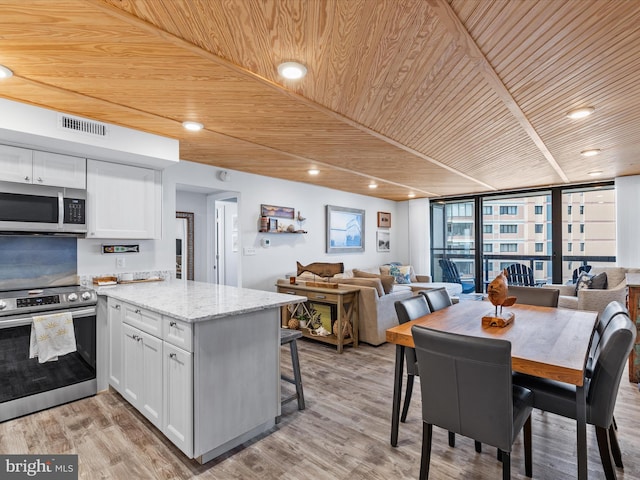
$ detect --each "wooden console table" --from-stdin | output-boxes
[625,273,640,383]
[276,283,359,353]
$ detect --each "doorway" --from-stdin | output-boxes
[176,186,240,286]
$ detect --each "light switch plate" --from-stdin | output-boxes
[243,247,256,256]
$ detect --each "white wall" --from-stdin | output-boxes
[76,160,412,290]
[615,175,640,267]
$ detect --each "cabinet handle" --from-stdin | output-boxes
[284,291,296,295]
[132,334,141,341]
[169,321,177,327]
[315,295,326,299]
[37,177,43,183]
[24,176,30,182]
[169,353,177,359]
[112,304,121,310]
[135,309,141,314]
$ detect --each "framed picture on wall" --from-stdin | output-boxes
[377,230,390,252]
[377,211,391,228]
[326,205,365,254]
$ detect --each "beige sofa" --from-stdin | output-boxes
[289,265,462,345]
[543,266,638,315]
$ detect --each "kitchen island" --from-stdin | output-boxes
[96,280,305,463]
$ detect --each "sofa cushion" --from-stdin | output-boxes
[589,271,608,290]
[353,269,394,294]
[335,277,385,297]
[379,265,410,284]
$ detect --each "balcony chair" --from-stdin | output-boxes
[505,263,536,287]
[507,285,559,307]
[412,325,533,480]
[439,258,475,294]
[513,313,636,480]
[571,265,592,284]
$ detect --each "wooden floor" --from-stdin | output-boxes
[1,339,639,479]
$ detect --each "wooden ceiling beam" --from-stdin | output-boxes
[429,0,570,184]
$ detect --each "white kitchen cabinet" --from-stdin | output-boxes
[86,159,161,239]
[123,301,162,337]
[107,298,123,393]
[0,145,32,183]
[0,145,86,188]
[32,151,86,189]
[163,342,193,457]
[122,323,163,429]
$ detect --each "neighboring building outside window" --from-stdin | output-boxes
[500,243,518,252]
[535,243,543,252]
[535,224,543,233]
[500,224,518,233]
[535,205,543,214]
[483,225,493,233]
[568,224,572,233]
[499,206,518,215]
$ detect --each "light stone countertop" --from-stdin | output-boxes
[96,279,306,323]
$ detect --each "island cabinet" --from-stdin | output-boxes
[101,281,304,464]
[108,299,194,457]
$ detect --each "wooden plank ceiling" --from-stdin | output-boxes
[0,0,639,201]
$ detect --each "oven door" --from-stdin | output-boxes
[0,306,97,422]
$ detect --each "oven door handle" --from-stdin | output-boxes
[0,308,96,329]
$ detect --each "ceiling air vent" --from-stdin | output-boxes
[59,114,108,137]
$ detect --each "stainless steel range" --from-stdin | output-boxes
[0,236,98,422]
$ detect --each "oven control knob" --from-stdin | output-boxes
[81,291,92,301]
[0,300,6,310]
[68,293,78,302]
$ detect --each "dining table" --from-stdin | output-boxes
[386,299,598,480]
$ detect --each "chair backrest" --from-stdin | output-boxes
[587,313,636,428]
[507,285,559,307]
[505,264,535,286]
[439,258,462,284]
[420,287,452,312]
[394,295,431,325]
[411,325,515,452]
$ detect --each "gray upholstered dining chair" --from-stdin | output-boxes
[419,287,452,312]
[412,325,533,480]
[394,296,431,423]
[513,313,635,480]
[507,285,559,307]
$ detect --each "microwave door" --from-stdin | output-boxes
[0,192,59,232]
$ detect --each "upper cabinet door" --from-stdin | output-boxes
[0,144,33,183]
[32,151,86,189]
[86,159,162,239]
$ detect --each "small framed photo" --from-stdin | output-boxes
[377,231,390,252]
[377,211,391,228]
[268,218,278,231]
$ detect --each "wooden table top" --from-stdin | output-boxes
[386,300,598,386]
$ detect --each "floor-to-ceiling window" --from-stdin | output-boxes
[430,182,615,291]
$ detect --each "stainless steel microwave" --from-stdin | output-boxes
[0,181,86,234]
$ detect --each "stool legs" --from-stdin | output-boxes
[280,335,305,412]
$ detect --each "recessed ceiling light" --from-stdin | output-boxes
[588,170,603,176]
[182,121,203,131]
[277,62,307,80]
[408,193,416,198]
[308,169,319,175]
[0,65,14,79]
[566,107,595,119]
[368,183,378,189]
[581,149,601,157]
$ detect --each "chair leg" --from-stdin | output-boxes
[420,423,432,480]
[608,424,623,469]
[595,426,617,480]
[524,415,532,478]
[497,448,502,461]
[448,431,455,447]
[474,441,482,453]
[501,451,511,480]
[289,339,305,410]
[401,374,414,423]
[612,415,617,430]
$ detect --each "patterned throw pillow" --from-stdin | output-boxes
[390,265,411,284]
[575,272,592,295]
[588,272,608,289]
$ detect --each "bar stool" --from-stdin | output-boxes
[280,328,305,413]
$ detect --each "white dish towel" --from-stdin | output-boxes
[29,312,77,363]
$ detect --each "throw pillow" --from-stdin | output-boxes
[390,265,411,284]
[588,272,608,290]
[575,272,593,295]
[353,269,394,294]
